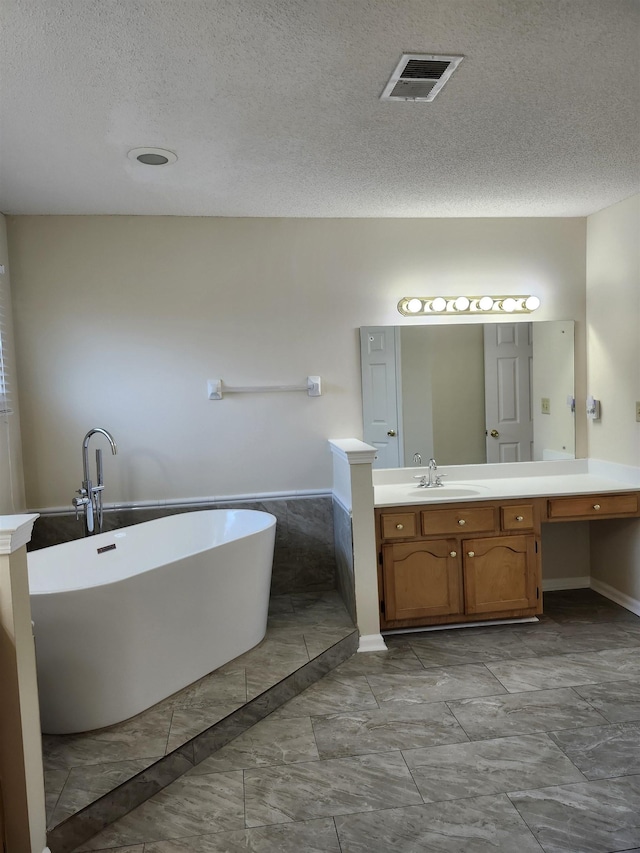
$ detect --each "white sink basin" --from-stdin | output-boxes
[375,482,492,504]
[422,486,490,498]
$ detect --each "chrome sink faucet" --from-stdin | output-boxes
[73,428,118,535]
[414,457,446,488]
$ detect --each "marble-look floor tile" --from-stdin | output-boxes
[290,591,354,627]
[73,846,145,853]
[518,622,640,657]
[244,751,422,826]
[45,768,69,824]
[574,679,640,723]
[408,630,535,667]
[508,775,640,853]
[49,757,161,827]
[447,687,609,740]
[311,702,468,759]
[366,664,506,706]
[188,715,319,773]
[404,732,585,802]
[167,669,247,709]
[271,672,379,718]
[486,648,640,693]
[166,703,243,753]
[142,818,341,852]
[542,590,640,625]
[268,594,294,614]
[43,706,174,772]
[333,642,425,676]
[303,625,355,658]
[334,794,544,853]
[549,721,640,780]
[75,771,245,850]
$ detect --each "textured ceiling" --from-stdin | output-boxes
[1,0,639,217]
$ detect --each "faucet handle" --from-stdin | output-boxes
[435,474,447,486]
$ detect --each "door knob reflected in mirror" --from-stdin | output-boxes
[490,429,500,438]
[387,429,397,437]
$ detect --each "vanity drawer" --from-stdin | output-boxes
[547,493,638,520]
[421,506,496,536]
[380,512,418,540]
[501,504,535,531]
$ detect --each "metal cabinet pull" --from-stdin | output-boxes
[467,551,475,557]
[593,504,601,510]
[516,515,524,522]
[450,551,457,557]
[458,519,466,526]
[396,523,404,530]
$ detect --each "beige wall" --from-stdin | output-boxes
[586,193,640,602]
[7,215,587,509]
[586,193,640,467]
[0,215,26,514]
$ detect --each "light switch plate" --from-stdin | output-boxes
[541,397,551,415]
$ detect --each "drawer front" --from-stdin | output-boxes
[421,506,496,537]
[501,504,535,531]
[381,512,418,540]
[548,493,638,520]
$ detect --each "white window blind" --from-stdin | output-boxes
[0,281,13,415]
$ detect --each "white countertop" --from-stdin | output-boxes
[373,460,640,508]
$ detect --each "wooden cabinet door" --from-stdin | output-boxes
[383,539,462,621]
[463,534,537,615]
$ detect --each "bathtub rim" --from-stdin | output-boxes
[27,508,277,595]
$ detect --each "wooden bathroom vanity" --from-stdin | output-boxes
[376,491,640,630]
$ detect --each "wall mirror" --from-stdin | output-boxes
[360,321,575,469]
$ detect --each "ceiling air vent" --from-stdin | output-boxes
[380,53,464,102]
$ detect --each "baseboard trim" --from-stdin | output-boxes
[357,633,387,653]
[543,576,591,592]
[590,577,640,618]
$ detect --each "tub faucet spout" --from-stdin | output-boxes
[74,428,117,536]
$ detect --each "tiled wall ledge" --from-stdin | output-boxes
[28,493,337,596]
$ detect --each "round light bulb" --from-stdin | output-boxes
[478,296,494,311]
[406,298,423,314]
[431,297,447,312]
[525,295,541,311]
[502,298,517,312]
[454,296,470,311]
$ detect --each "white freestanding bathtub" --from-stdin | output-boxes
[27,509,276,734]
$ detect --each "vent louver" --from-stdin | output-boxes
[380,53,464,102]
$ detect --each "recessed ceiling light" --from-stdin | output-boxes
[127,147,177,166]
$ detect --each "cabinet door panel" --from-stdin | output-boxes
[463,534,537,614]
[383,540,462,621]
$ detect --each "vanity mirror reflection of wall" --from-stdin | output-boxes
[360,320,575,469]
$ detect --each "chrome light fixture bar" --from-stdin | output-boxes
[397,295,541,316]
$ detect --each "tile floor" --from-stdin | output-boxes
[44,590,355,830]
[69,589,640,853]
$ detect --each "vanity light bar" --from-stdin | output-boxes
[397,295,541,316]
